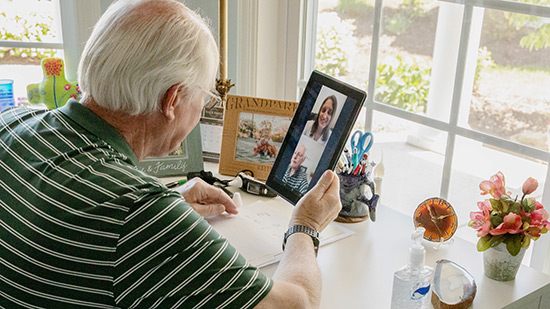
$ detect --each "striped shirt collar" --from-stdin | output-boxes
[59,99,138,165]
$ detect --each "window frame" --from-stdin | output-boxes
[0,0,102,82]
[287,0,550,272]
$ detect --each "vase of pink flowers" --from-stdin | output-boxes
[469,171,550,281]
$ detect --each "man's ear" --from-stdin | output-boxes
[161,84,181,121]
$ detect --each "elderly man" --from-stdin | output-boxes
[282,144,310,194]
[0,0,341,308]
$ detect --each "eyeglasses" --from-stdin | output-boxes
[204,89,222,110]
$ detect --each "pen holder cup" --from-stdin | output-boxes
[335,172,379,223]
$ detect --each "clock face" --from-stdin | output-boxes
[413,197,458,242]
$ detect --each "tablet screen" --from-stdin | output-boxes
[265,70,366,205]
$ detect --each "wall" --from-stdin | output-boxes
[66,0,238,88]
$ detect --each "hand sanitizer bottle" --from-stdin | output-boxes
[390,227,434,308]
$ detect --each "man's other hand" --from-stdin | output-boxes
[174,178,238,217]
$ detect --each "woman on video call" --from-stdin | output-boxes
[303,95,337,145]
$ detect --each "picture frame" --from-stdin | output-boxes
[219,95,298,180]
[137,125,204,177]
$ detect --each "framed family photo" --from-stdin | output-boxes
[137,125,204,177]
[219,95,298,180]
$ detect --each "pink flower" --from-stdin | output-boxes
[479,171,508,199]
[530,207,550,228]
[490,213,523,235]
[522,177,538,195]
[470,211,491,237]
[477,199,492,213]
[469,200,494,237]
[64,84,71,91]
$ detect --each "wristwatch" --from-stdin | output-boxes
[282,225,320,257]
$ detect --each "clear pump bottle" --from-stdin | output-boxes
[390,227,434,309]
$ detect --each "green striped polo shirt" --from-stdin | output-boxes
[282,166,309,195]
[0,100,272,308]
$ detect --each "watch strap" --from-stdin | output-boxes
[282,225,320,256]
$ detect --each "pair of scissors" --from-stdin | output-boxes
[349,130,373,164]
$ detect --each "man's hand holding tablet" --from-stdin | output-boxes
[266,70,367,205]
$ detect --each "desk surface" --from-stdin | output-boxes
[165,164,550,308]
[259,200,550,309]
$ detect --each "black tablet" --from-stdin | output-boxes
[265,70,367,205]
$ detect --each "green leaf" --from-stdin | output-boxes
[505,235,522,256]
[509,202,521,214]
[490,199,502,212]
[522,197,536,213]
[489,235,504,248]
[521,237,531,248]
[490,214,504,228]
[502,201,509,213]
[477,235,492,252]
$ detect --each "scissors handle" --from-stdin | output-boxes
[357,132,374,158]
[350,130,363,150]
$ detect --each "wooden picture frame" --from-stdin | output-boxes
[219,95,298,180]
[137,125,204,177]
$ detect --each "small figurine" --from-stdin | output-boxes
[337,172,379,222]
[27,58,81,109]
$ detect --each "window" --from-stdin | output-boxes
[0,0,64,107]
[312,0,550,273]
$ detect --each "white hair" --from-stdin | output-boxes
[78,0,219,115]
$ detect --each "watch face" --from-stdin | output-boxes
[413,197,458,242]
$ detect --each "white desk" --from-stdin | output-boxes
[248,198,550,309]
[166,164,550,308]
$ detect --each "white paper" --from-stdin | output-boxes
[206,200,354,268]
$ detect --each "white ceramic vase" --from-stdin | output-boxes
[483,242,527,281]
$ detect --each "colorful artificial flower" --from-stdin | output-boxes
[522,177,538,195]
[43,58,63,76]
[479,171,509,199]
[489,213,523,235]
[469,171,550,256]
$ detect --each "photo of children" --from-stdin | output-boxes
[235,112,292,164]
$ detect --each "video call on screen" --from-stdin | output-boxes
[276,82,356,195]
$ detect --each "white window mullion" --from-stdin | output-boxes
[364,0,384,132]
[0,41,63,50]
[59,0,101,82]
[298,0,318,94]
[530,170,550,273]
[440,4,474,199]
[236,0,259,97]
